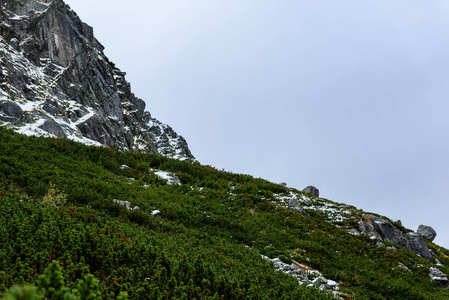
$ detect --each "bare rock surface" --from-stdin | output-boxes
[0,0,194,161]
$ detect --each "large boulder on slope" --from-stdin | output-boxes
[302,186,319,197]
[417,224,437,242]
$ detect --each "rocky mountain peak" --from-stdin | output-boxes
[0,0,195,161]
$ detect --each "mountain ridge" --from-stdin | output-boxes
[0,0,194,161]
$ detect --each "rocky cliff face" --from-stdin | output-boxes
[0,0,194,161]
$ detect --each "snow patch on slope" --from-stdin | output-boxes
[151,169,181,185]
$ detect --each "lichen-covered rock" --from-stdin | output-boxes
[0,0,195,161]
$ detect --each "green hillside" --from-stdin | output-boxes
[0,125,448,299]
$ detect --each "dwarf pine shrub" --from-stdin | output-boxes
[42,183,67,207]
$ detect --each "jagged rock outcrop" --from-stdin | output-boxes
[359,217,433,261]
[302,186,319,197]
[417,224,437,242]
[0,0,194,161]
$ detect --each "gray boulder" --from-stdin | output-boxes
[312,276,327,287]
[288,198,309,217]
[417,224,437,242]
[0,101,23,119]
[302,186,319,197]
[39,118,67,139]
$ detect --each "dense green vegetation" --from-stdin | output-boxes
[1,125,449,299]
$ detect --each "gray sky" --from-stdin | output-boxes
[66,0,449,249]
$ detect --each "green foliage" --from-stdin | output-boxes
[0,126,448,299]
[1,285,42,300]
[36,261,72,300]
[42,183,68,207]
[74,274,101,300]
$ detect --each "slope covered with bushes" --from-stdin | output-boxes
[0,126,449,299]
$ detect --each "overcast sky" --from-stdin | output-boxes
[66,0,449,249]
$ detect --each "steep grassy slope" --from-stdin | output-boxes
[0,125,449,299]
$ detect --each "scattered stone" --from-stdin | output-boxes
[302,186,319,197]
[417,225,437,242]
[112,199,139,211]
[282,264,294,271]
[113,199,132,209]
[377,242,386,248]
[347,229,360,236]
[398,262,411,272]
[312,276,327,286]
[429,267,449,287]
[387,246,397,252]
[326,280,338,289]
[274,262,284,270]
[261,256,340,295]
[288,198,309,217]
